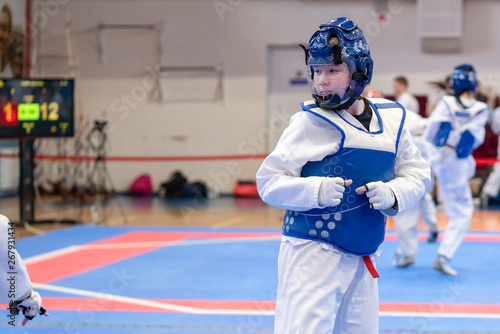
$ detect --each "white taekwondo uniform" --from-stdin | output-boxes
[394,110,437,258]
[481,107,500,199]
[257,98,430,334]
[425,95,488,259]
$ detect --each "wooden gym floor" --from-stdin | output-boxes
[2,194,500,240]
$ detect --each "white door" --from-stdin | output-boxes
[267,45,311,151]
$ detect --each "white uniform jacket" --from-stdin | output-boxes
[425,95,488,152]
[424,95,489,175]
[257,98,431,216]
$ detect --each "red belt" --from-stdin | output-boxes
[363,255,379,278]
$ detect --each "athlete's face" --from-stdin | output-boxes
[393,80,405,96]
[312,63,350,97]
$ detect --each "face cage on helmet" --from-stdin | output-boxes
[307,55,359,110]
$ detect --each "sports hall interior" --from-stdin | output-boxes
[0,1,499,333]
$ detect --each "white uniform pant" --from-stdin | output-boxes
[432,156,474,260]
[394,192,437,256]
[482,162,500,198]
[274,237,379,334]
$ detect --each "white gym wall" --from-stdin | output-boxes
[28,0,500,194]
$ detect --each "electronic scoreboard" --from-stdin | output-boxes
[0,79,74,138]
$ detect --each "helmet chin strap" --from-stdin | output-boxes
[315,87,361,111]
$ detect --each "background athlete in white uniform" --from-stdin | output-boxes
[257,17,430,334]
[424,64,489,276]
[480,105,500,206]
[1,214,49,325]
[393,104,438,268]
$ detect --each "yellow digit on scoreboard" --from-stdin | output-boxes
[41,102,60,120]
[18,103,40,121]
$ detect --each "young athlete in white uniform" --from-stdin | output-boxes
[480,105,500,206]
[257,17,431,334]
[1,214,49,325]
[425,64,489,276]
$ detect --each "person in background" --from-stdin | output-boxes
[257,17,430,334]
[393,76,420,115]
[480,104,500,207]
[392,77,439,268]
[424,64,489,276]
[393,106,439,268]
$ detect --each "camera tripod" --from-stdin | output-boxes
[79,120,128,224]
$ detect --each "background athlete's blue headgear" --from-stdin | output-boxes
[450,64,477,94]
[300,17,373,110]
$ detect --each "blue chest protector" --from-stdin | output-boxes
[282,100,404,256]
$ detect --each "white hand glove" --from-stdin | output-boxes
[18,291,42,318]
[318,177,347,208]
[17,291,48,325]
[359,181,396,210]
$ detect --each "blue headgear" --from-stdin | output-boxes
[450,64,477,94]
[300,17,373,110]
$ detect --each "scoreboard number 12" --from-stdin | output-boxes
[41,102,60,121]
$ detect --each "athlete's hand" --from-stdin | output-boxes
[16,291,50,326]
[435,121,452,147]
[318,177,353,207]
[355,181,395,210]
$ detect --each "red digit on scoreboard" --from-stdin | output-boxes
[1,101,19,126]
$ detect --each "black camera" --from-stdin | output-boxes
[94,120,108,132]
[90,120,108,152]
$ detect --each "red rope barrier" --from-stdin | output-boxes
[475,158,500,166]
[0,153,270,162]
